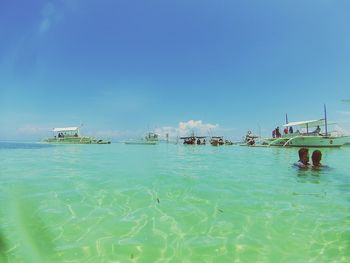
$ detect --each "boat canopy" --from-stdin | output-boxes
[180,136,206,139]
[52,127,80,132]
[283,119,327,128]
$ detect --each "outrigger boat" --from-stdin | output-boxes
[239,131,260,146]
[181,136,207,145]
[42,127,111,144]
[210,136,224,146]
[266,105,349,147]
[266,119,349,147]
[180,132,207,145]
[210,136,234,146]
[124,132,159,145]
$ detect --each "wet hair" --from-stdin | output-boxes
[312,150,322,165]
[298,148,308,160]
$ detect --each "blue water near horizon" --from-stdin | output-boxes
[0,141,349,262]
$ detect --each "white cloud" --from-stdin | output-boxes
[155,120,221,138]
[331,125,350,136]
[39,2,55,33]
[16,125,49,136]
[178,120,218,135]
[39,1,68,33]
[39,18,51,33]
[334,111,350,131]
[337,111,350,117]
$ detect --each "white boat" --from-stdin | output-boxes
[239,130,260,146]
[267,119,349,147]
[124,132,159,145]
[42,127,111,144]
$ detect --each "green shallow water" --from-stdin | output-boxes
[0,142,349,262]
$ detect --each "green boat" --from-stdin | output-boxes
[42,127,111,144]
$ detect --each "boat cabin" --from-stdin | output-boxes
[282,119,328,136]
[52,127,80,138]
[145,132,159,142]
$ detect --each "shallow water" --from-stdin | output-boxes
[0,142,349,262]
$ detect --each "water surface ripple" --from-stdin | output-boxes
[0,142,349,262]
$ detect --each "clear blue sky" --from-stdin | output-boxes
[1,0,350,140]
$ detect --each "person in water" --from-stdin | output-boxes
[312,150,323,168]
[295,147,310,168]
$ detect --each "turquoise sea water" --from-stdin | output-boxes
[0,142,349,262]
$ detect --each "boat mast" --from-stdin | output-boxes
[324,104,328,136]
[285,113,288,124]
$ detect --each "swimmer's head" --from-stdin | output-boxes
[298,148,309,165]
[312,150,322,166]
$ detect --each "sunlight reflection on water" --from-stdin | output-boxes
[0,143,349,262]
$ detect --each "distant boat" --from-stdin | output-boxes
[180,132,206,145]
[210,136,224,146]
[239,131,261,146]
[124,132,159,145]
[42,127,111,144]
[210,136,233,146]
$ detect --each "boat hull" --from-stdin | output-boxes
[268,135,349,147]
[42,137,111,144]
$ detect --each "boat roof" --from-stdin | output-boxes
[282,119,334,128]
[180,136,206,139]
[52,127,79,132]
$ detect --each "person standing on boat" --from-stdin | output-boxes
[294,148,310,168]
[272,129,276,138]
[284,127,288,135]
[289,126,293,134]
[276,127,281,138]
